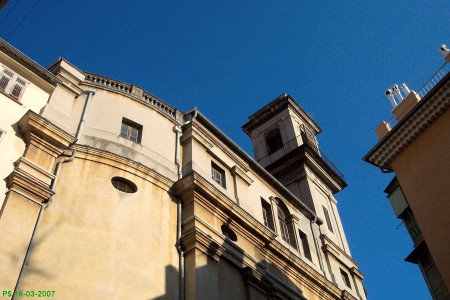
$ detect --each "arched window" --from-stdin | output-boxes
[277,199,297,249]
[277,204,290,244]
[266,128,283,154]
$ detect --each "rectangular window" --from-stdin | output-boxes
[299,230,312,261]
[120,118,142,143]
[340,268,351,288]
[0,67,27,102]
[323,206,334,233]
[211,161,226,188]
[261,199,275,231]
[418,250,450,299]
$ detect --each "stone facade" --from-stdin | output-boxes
[0,39,365,300]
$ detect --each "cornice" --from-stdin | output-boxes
[180,214,336,300]
[0,38,60,87]
[242,93,321,136]
[190,121,250,172]
[180,124,213,150]
[268,144,346,195]
[341,290,358,300]
[18,110,76,152]
[320,234,360,270]
[193,111,321,222]
[364,74,450,168]
[176,171,344,299]
[7,170,54,205]
[231,165,254,186]
[263,239,342,298]
[72,144,174,191]
[181,228,224,261]
[14,157,55,187]
[175,172,276,244]
[350,267,364,280]
[82,73,184,124]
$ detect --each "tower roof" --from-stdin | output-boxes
[242,93,321,136]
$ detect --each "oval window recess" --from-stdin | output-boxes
[111,177,137,193]
[221,224,237,242]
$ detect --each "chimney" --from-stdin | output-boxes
[439,44,450,62]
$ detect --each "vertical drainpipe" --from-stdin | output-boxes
[174,109,197,300]
[75,87,96,140]
[173,125,184,300]
[12,150,76,300]
[12,87,95,299]
[310,217,327,279]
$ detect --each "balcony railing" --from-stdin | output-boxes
[383,62,448,131]
[257,134,345,182]
[417,62,449,98]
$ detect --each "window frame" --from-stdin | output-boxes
[120,118,143,143]
[265,127,283,154]
[211,161,226,188]
[276,199,297,249]
[323,205,334,233]
[221,224,238,242]
[299,229,312,261]
[0,67,28,102]
[340,268,352,289]
[278,205,291,244]
[261,198,275,232]
[111,176,138,193]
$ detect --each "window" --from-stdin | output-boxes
[111,176,138,193]
[261,198,275,231]
[299,230,312,261]
[418,250,450,299]
[277,200,297,248]
[0,67,27,101]
[120,118,142,143]
[221,224,237,242]
[323,206,334,233]
[265,127,283,154]
[340,268,351,289]
[211,161,226,188]
[278,205,290,243]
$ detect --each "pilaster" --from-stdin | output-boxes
[0,110,75,292]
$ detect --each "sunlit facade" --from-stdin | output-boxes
[0,39,366,300]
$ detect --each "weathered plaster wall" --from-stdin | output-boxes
[18,156,179,300]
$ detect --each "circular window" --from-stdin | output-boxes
[111,177,137,193]
[221,224,237,242]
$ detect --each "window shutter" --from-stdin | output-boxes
[10,77,26,99]
[0,68,13,92]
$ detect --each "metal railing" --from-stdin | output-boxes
[417,62,449,98]
[383,62,448,131]
[257,134,345,181]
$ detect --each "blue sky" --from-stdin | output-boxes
[2,1,449,299]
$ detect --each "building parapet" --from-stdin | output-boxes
[84,72,182,122]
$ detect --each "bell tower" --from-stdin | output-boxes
[242,93,350,253]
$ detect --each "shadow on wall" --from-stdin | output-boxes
[151,265,179,300]
[188,225,306,300]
